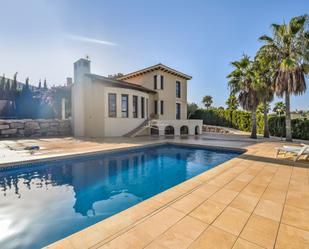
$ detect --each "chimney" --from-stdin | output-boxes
[73,58,91,84]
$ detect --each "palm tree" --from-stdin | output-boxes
[228,55,260,139]
[202,95,213,109]
[259,15,309,141]
[273,101,286,116]
[226,94,239,110]
[254,51,275,138]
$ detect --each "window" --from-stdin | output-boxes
[133,95,138,118]
[121,94,129,118]
[141,97,145,118]
[160,75,164,89]
[154,75,157,89]
[154,100,158,115]
[146,99,149,118]
[176,81,181,98]
[176,103,181,120]
[160,100,164,115]
[108,93,117,117]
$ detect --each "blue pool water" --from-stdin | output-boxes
[0,144,240,249]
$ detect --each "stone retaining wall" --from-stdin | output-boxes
[0,119,71,138]
[202,125,231,134]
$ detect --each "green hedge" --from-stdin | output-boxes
[268,115,309,140]
[190,108,309,140]
[191,108,264,134]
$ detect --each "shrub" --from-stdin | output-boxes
[191,108,264,133]
[191,108,308,140]
[268,116,309,140]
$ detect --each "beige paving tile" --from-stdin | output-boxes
[67,227,106,249]
[146,216,208,249]
[189,199,226,224]
[230,193,259,213]
[208,171,238,187]
[45,239,75,249]
[171,193,205,214]
[144,241,168,249]
[282,205,309,232]
[242,184,266,198]
[132,207,185,240]
[261,187,286,204]
[225,180,248,192]
[286,190,309,210]
[99,207,185,249]
[213,206,250,236]
[236,173,255,183]
[275,224,309,249]
[289,182,309,192]
[153,185,190,204]
[191,183,219,199]
[254,199,284,222]
[189,226,237,249]
[240,214,279,249]
[209,188,239,205]
[268,179,289,191]
[232,238,264,249]
[94,198,163,238]
[98,228,153,249]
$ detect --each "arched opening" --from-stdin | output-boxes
[164,126,175,135]
[151,125,159,136]
[195,125,200,135]
[180,125,189,135]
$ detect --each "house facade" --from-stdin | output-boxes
[71,58,202,137]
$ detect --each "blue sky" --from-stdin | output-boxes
[0,0,308,110]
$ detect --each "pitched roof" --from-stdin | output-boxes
[117,63,192,81]
[85,73,156,94]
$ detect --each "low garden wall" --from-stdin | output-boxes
[203,125,231,134]
[0,119,71,138]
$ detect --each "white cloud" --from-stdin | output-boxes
[66,34,118,46]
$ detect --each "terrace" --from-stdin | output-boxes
[1,133,308,249]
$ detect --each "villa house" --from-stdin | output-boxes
[71,58,202,137]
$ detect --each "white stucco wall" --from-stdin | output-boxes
[149,119,202,136]
[103,87,150,136]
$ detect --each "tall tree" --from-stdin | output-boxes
[11,72,18,110]
[254,51,275,138]
[228,55,260,139]
[187,102,198,118]
[4,79,11,100]
[202,95,213,109]
[259,15,309,141]
[0,74,5,99]
[43,79,48,89]
[273,101,286,116]
[38,79,42,89]
[226,94,239,110]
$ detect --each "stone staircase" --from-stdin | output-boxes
[123,119,150,137]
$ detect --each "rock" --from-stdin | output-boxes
[0,119,71,138]
[0,125,10,129]
[10,122,24,129]
[40,123,50,129]
[18,129,25,135]
[1,128,17,135]
[25,122,40,130]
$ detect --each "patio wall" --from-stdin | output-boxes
[0,119,71,138]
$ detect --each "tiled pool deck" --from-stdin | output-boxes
[1,134,309,249]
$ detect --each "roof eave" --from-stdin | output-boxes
[118,64,192,81]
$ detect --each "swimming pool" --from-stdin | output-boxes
[0,144,241,249]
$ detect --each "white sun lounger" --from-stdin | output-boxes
[275,144,309,162]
